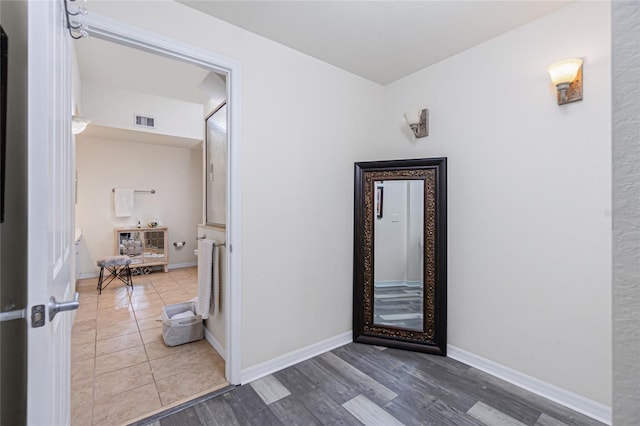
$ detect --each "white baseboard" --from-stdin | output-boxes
[204,327,227,361]
[240,331,352,384]
[447,345,612,425]
[169,262,197,270]
[77,272,99,279]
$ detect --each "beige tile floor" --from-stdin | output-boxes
[71,267,227,426]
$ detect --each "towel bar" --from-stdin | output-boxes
[195,235,226,247]
[112,188,156,194]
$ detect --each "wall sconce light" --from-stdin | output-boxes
[404,109,429,138]
[72,116,91,134]
[548,58,583,105]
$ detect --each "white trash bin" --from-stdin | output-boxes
[162,301,204,346]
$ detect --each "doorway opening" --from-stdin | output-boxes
[69,13,241,426]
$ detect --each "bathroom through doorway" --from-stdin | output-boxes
[70,12,241,425]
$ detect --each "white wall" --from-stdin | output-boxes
[82,83,204,140]
[381,2,611,406]
[84,1,385,370]
[76,136,202,274]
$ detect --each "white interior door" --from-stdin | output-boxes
[26,1,75,424]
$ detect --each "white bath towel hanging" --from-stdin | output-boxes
[114,188,134,217]
[211,242,220,318]
[197,239,220,319]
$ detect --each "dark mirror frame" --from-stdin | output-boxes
[353,158,447,355]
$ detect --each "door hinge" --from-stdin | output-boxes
[31,305,45,328]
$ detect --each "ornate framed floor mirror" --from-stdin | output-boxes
[353,158,447,355]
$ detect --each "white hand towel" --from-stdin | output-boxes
[197,239,214,319]
[196,239,220,320]
[211,242,220,318]
[114,188,134,217]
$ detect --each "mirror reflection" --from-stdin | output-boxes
[373,180,424,331]
[205,102,227,227]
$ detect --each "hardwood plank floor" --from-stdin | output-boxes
[137,343,605,426]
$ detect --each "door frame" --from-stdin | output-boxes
[83,12,243,384]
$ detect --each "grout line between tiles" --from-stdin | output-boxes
[136,293,163,411]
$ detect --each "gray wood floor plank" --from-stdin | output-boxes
[338,343,414,375]
[385,345,470,376]
[317,352,397,406]
[536,412,570,426]
[335,343,470,421]
[193,395,241,426]
[342,394,404,426]
[335,343,479,414]
[467,401,528,426]
[269,394,322,426]
[404,363,478,412]
[250,375,291,405]
[333,345,422,395]
[404,356,543,424]
[420,399,486,426]
[223,385,284,426]
[464,368,604,426]
[144,343,606,426]
[273,364,319,397]
[159,407,201,426]
[382,391,438,426]
[298,389,363,426]
[294,358,360,404]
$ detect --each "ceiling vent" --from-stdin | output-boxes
[134,114,155,129]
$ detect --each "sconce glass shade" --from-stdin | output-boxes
[404,109,429,138]
[548,58,583,86]
[72,115,91,134]
[404,110,421,126]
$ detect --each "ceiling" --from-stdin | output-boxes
[74,36,219,105]
[177,0,571,85]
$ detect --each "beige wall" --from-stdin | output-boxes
[76,136,202,274]
[381,1,611,406]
